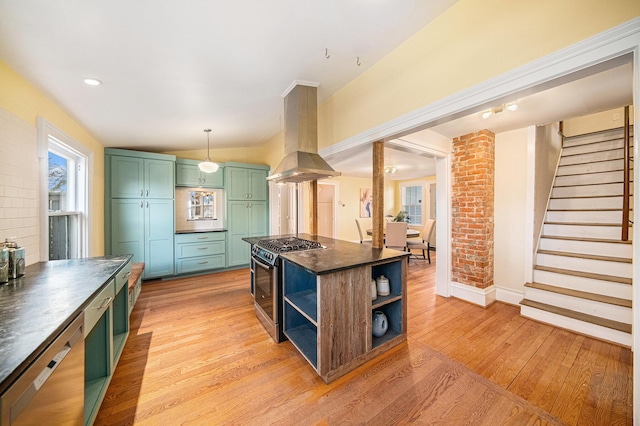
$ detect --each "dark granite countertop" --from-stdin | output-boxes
[0,255,132,394]
[242,234,409,275]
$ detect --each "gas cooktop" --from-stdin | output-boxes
[258,237,323,253]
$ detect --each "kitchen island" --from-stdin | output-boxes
[244,234,409,383]
[0,255,132,424]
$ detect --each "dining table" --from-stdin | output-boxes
[366,227,420,238]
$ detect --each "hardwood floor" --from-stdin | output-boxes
[96,252,633,425]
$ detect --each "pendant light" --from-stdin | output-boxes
[198,128,219,173]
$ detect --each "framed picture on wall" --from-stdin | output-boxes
[360,188,372,218]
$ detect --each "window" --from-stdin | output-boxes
[401,184,423,225]
[39,118,92,260]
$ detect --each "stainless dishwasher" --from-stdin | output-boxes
[1,312,84,425]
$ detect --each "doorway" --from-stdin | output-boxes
[317,181,338,238]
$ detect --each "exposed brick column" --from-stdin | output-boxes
[451,130,495,289]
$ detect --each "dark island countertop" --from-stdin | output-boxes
[242,234,409,275]
[0,255,132,395]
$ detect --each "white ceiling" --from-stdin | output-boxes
[0,1,633,182]
[0,0,459,151]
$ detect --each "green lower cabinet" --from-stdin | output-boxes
[144,199,175,278]
[175,232,227,274]
[227,201,267,266]
[84,260,132,425]
[111,199,174,279]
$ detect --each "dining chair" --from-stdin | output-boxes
[355,219,372,244]
[385,222,408,258]
[407,219,435,263]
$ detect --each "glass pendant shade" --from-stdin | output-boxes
[198,129,219,173]
[198,160,219,173]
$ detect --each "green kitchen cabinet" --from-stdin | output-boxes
[105,149,176,279]
[175,158,224,188]
[110,154,174,199]
[175,232,227,274]
[225,164,269,200]
[227,200,268,266]
[225,163,270,266]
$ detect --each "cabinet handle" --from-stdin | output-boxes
[121,271,131,279]
[140,201,144,208]
[96,297,113,310]
[249,194,253,199]
[197,236,208,240]
[140,189,144,196]
[146,189,149,196]
[197,247,208,250]
[198,261,209,265]
[146,201,149,208]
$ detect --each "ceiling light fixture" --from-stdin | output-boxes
[384,166,397,174]
[198,129,219,173]
[83,78,102,86]
[481,101,518,119]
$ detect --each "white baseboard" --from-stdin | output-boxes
[495,286,524,306]
[451,282,496,307]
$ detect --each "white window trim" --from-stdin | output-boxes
[38,117,93,260]
[399,180,426,226]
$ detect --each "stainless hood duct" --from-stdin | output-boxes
[267,84,340,183]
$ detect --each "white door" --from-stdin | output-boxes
[318,182,336,238]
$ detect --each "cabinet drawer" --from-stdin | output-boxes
[176,255,226,274]
[175,232,226,244]
[177,241,225,258]
[85,279,115,333]
[115,260,132,293]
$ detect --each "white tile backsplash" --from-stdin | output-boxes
[0,108,40,265]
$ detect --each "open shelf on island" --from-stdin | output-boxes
[372,261,403,298]
[284,301,318,368]
[371,299,403,349]
[285,290,317,323]
[372,292,402,309]
[372,328,402,348]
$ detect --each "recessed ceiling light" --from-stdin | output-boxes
[481,110,493,119]
[83,78,102,86]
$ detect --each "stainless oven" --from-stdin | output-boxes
[251,245,285,342]
[250,237,324,343]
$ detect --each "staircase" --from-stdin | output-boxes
[520,126,634,347]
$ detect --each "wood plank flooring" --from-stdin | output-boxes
[96,252,633,425]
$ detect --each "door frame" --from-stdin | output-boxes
[320,19,639,309]
[317,180,339,238]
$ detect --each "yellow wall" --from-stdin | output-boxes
[330,176,372,242]
[0,61,105,257]
[563,106,635,136]
[316,0,639,149]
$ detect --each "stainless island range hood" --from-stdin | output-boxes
[267,83,340,183]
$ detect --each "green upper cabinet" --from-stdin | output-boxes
[109,152,174,199]
[225,164,269,200]
[175,158,224,188]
